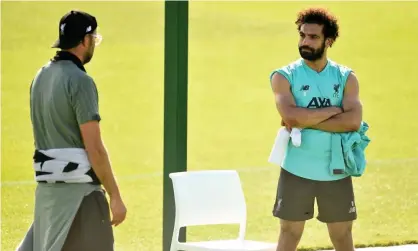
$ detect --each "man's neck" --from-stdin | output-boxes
[63,49,85,65]
[53,50,86,72]
[304,57,328,73]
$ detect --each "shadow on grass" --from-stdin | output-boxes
[298,240,418,251]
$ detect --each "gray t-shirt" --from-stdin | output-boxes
[30,59,101,150]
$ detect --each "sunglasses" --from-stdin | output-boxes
[90,33,103,46]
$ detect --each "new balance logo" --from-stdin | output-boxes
[307,97,331,108]
[348,201,356,213]
[300,85,310,91]
[300,85,310,97]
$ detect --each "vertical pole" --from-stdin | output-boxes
[163,1,188,251]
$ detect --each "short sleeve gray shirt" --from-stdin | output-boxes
[30,58,101,150]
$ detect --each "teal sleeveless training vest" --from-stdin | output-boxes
[270,58,352,181]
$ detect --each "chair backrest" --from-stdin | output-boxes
[169,170,247,227]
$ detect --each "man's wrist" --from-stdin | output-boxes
[108,187,121,199]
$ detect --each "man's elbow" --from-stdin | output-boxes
[348,118,362,131]
[85,141,107,160]
[347,104,362,131]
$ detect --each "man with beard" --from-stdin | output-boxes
[17,10,127,251]
[269,7,362,251]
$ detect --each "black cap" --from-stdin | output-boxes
[52,10,98,49]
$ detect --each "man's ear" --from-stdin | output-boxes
[80,35,89,47]
[326,38,335,48]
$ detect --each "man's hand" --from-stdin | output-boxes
[281,119,292,132]
[309,72,362,133]
[110,194,127,227]
[271,72,342,128]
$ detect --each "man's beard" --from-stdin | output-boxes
[82,42,95,65]
[298,41,326,61]
[83,49,93,64]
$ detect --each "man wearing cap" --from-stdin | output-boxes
[17,10,126,251]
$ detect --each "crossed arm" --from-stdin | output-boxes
[270,72,362,133]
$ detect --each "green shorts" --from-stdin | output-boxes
[272,168,357,223]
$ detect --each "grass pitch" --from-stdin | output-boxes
[2,1,418,250]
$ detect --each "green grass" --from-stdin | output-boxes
[2,1,418,251]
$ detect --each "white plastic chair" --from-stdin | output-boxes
[169,170,277,251]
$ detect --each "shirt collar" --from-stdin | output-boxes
[301,58,330,75]
[51,51,86,72]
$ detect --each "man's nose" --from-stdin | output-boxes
[301,38,310,46]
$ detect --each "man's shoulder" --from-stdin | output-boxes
[327,59,353,76]
[71,70,94,85]
[66,63,93,82]
[270,58,304,81]
[47,61,93,82]
[276,58,304,73]
[45,62,97,95]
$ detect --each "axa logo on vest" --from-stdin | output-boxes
[299,84,334,108]
[307,97,331,108]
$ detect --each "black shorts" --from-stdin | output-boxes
[272,168,357,223]
[62,190,114,251]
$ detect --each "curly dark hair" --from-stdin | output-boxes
[295,8,339,42]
